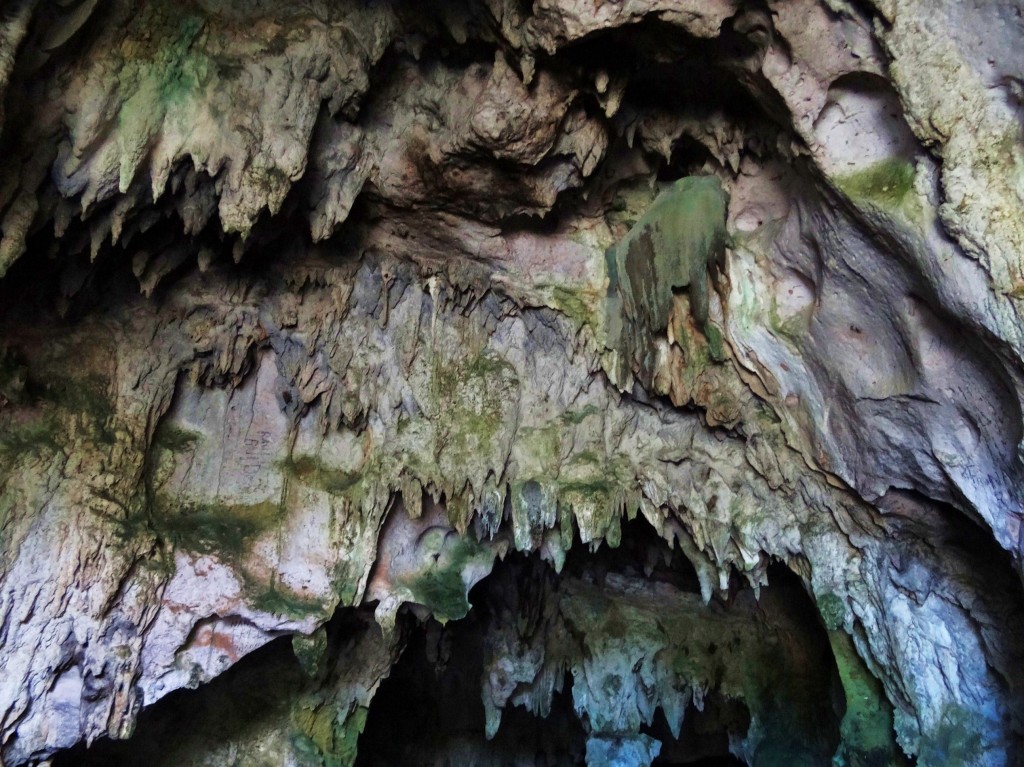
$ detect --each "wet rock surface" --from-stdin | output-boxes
[1,1,1023,765]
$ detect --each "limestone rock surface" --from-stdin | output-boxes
[0,1,1023,766]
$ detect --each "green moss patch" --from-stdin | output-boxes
[292,629,328,678]
[817,592,846,631]
[561,404,601,425]
[432,349,519,468]
[251,579,327,620]
[704,321,727,362]
[548,284,603,331]
[284,454,361,495]
[33,373,117,444]
[607,175,728,341]
[292,704,368,767]
[829,630,908,766]
[0,370,119,461]
[141,496,283,558]
[835,159,917,212]
[153,422,202,452]
[408,536,489,622]
[917,703,985,767]
[0,411,62,458]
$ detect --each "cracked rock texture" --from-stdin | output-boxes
[1,1,1023,765]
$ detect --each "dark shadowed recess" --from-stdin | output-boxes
[356,520,768,766]
[52,517,852,766]
[50,624,320,766]
[0,0,795,330]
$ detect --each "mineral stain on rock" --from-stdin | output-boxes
[611,175,729,331]
[605,175,730,384]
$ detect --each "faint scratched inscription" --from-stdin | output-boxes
[221,427,276,497]
[221,357,286,497]
[241,430,273,481]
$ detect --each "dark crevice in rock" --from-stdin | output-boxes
[656,135,717,183]
[48,516,859,767]
[50,607,382,767]
[354,612,588,766]
[357,518,851,766]
[643,701,750,767]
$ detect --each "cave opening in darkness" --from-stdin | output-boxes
[52,516,849,766]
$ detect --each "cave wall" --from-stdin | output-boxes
[1,1,1023,765]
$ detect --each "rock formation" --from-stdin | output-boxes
[0,1,1022,765]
